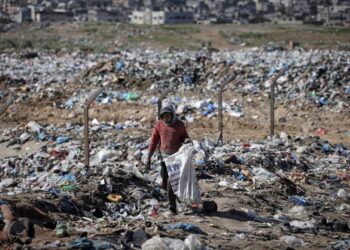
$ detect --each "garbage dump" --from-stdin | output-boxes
[0,47,349,249]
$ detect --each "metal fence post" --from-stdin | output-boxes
[84,88,103,168]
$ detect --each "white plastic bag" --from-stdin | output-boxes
[97,149,115,163]
[165,144,201,204]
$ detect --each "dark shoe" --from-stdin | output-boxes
[170,206,177,215]
[161,182,168,191]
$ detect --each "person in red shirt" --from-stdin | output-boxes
[147,101,190,214]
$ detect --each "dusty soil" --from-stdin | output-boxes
[2,91,349,148]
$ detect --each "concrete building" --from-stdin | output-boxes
[254,0,274,13]
[88,9,121,21]
[14,6,32,22]
[1,0,21,15]
[271,14,303,24]
[0,9,11,22]
[130,7,194,24]
[317,6,350,26]
[35,9,73,22]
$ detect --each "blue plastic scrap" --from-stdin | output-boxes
[94,241,112,250]
[37,132,51,142]
[116,61,125,71]
[288,196,310,206]
[165,223,206,235]
[323,143,331,153]
[345,86,350,94]
[183,75,193,85]
[56,136,70,144]
[66,99,75,109]
[233,171,247,181]
[201,102,216,116]
[68,237,94,250]
[115,124,125,130]
[60,174,77,184]
[268,67,277,76]
[0,200,9,205]
[319,97,328,107]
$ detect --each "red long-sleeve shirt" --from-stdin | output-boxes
[148,119,189,155]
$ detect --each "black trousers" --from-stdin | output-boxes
[160,161,177,212]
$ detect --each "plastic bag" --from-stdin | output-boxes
[184,234,203,250]
[165,144,201,205]
[97,149,115,163]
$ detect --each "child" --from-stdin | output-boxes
[147,101,190,214]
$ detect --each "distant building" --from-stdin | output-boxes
[1,0,349,25]
[254,0,274,13]
[130,7,194,24]
[88,9,121,21]
[35,9,73,22]
[271,14,303,24]
[1,0,23,15]
[318,9,348,26]
[0,9,11,23]
[14,6,32,23]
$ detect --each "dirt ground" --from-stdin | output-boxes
[2,91,349,148]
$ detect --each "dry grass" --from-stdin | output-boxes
[0,22,349,52]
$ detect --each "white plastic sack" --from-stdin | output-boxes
[26,121,43,132]
[142,236,169,250]
[184,234,203,250]
[165,144,201,204]
[97,149,115,163]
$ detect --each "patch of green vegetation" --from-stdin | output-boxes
[45,27,56,33]
[153,34,176,43]
[275,25,288,30]
[219,30,230,39]
[0,38,18,50]
[20,40,33,48]
[321,27,350,35]
[101,32,117,40]
[83,26,98,33]
[302,25,350,35]
[161,24,200,34]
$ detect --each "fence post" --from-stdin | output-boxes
[217,87,223,146]
[269,67,290,137]
[0,95,16,117]
[216,75,237,146]
[84,88,103,168]
[270,78,275,138]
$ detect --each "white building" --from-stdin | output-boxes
[130,8,194,25]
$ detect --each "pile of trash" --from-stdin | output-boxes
[1,48,349,114]
[0,115,349,248]
[0,47,349,249]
